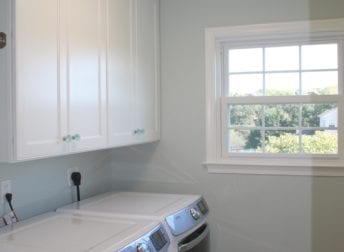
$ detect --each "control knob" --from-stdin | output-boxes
[137,243,151,252]
[190,207,201,220]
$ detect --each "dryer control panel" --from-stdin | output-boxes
[119,224,170,252]
[165,197,209,236]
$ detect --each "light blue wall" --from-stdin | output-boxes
[107,0,344,252]
[0,150,114,220]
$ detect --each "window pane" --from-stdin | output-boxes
[229,105,263,127]
[265,130,298,153]
[301,44,338,70]
[229,74,263,96]
[229,129,263,153]
[265,46,299,71]
[265,104,299,127]
[302,103,337,127]
[229,48,263,72]
[265,73,299,95]
[302,71,338,95]
[301,130,337,154]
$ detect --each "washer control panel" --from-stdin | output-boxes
[119,224,169,252]
[165,197,209,236]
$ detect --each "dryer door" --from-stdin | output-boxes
[178,224,210,252]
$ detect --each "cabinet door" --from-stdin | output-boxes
[62,0,107,152]
[107,0,136,147]
[135,0,160,143]
[15,0,68,159]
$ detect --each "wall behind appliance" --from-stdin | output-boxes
[0,150,114,220]
[107,0,344,251]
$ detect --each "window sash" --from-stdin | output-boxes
[221,95,343,158]
[222,40,342,97]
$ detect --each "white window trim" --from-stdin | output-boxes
[205,18,344,176]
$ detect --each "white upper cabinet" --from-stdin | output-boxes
[108,0,136,146]
[108,0,160,147]
[61,0,108,153]
[135,0,160,143]
[0,0,160,162]
[15,0,67,159]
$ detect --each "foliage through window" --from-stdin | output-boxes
[222,42,341,156]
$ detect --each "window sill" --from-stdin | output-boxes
[204,159,344,176]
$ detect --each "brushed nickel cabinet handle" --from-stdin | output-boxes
[72,134,81,141]
[63,135,72,143]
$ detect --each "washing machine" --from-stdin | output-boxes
[0,212,170,252]
[57,192,210,252]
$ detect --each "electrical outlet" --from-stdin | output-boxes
[67,167,80,186]
[0,180,12,205]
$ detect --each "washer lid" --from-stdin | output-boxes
[58,192,201,219]
[0,212,159,252]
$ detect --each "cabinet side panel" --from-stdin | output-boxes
[0,0,13,162]
[108,0,136,146]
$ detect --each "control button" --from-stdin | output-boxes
[137,243,151,252]
[190,208,201,220]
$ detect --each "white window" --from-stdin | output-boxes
[205,19,344,176]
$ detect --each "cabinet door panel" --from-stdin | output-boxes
[15,0,67,159]
[65,0,107,151]
[108,0,136,146]
[135,0,160,142]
